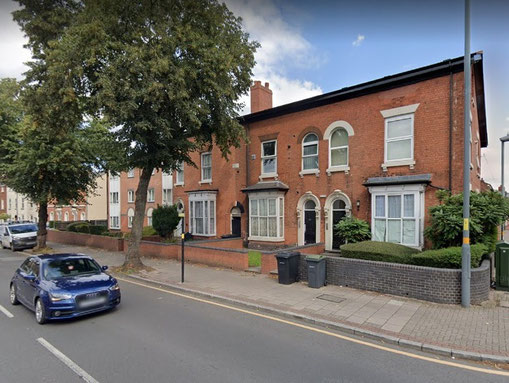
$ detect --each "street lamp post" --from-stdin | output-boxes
[500,134,509,240]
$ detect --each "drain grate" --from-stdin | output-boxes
[316,294,345,304]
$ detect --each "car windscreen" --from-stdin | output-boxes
[43,258,101,280]
[9,224,38,234]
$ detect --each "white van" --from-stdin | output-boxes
[1,223,38,251]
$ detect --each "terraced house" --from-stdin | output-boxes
[111,52,488,251]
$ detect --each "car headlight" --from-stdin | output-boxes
[109,283,120,291]
[50,293,73,302]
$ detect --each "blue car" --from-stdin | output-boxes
[9,254,121,324]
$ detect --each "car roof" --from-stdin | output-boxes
[35,253,94,262]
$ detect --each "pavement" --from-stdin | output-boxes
[24,242,509,364]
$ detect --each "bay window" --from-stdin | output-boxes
[249,193,284,241]
[189,191,216,236]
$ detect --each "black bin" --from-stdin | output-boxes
[306,255,326,288]
[275,251,300,284]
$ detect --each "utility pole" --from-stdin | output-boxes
[500,134,509,240]
[461,0,471,308]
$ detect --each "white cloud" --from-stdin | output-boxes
[226,0,323,114]
[506,116,509,121]
[352,34,365,47]
[0,2,30,79]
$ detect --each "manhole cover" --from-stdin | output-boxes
[317,294,345,303]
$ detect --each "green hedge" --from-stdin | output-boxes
[410,244,486,269]
[340,241,487,269]
[66,222,107,235]
[340,241,420,263]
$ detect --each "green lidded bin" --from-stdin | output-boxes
[305,255,326,288]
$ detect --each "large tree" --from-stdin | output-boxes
[1,0,109,248]
[53,0,258,269]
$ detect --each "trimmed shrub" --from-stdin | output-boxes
[66,222,83,232]
[142,226,157,237]
[89,225,107,235]
[410,243,486,269]
[479,225,498,254]
[340,241,419,263]
[48,221,56,229]
[152,205,180,238]
[334,217,371,244]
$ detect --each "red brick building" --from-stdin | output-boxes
[0,184,7,218]
[114,53,488,250]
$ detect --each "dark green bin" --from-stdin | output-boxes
[496,242,509,291]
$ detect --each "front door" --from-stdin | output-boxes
[304,200,316,245]
[332,199,347,250]
[232,217,241,237]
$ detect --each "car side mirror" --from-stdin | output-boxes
[101,265,109,271]
[25,275,36,282]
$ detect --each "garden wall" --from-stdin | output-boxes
[48,230,124,252]
[298,253,490,305]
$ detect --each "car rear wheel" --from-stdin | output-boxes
[10,243,16,252]
[35,298,46,324]
[9,284,19,305]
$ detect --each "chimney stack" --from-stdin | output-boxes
[250,80,273,113]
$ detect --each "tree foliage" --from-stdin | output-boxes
[335,217,371,244]
[51,0,258,268]
[425,190,509,249]
[152,205,181,239]
[1,0,110,248]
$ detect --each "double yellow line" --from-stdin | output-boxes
[116,276,509,377]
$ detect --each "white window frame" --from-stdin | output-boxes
[328,128,349,169]
[384,114,414,164]
[248,191,285,242]
[323,121,354,175]
[147,188,155,202]
[127,190,135,203]
[127,169,135,178]
[110,216,120,229]
[380,103,419,169]
[175,162,184,186]
[188,192,216,236]
[200,152,212,183]
[369,184,425,248]
[81,212,86,221]
[127,208,134,228]
[301,133,319,175]
[147,208,153,226]
[261,140,277,177]
[162,188,172,205]
[110,192,119,204]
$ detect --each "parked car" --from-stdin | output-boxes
[1,222,38,251]
[10,254,121,324]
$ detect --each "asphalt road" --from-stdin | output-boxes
[1,248,508,383]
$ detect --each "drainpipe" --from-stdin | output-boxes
[245,124,250,243]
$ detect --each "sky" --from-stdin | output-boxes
[1,0,508,187]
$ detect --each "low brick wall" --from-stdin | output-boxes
[48,230,124,252]
[260,243,325,274]
[298,254,491,305]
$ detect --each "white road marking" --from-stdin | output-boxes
[0,304,14,318]
[37,337,100,383]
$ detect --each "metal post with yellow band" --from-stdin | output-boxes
[461,0,471,308]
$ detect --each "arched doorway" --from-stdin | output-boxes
[324,190,351,251]
[231,207,241,237]
[297,192,321,246]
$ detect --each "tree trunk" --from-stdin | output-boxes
[123,167,153,268]
[37,201,48,249]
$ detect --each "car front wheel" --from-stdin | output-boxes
[35,298,46,324]
[10,284,19,305]
[10,243,16,252]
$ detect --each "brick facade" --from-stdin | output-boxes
[110,54,488,252]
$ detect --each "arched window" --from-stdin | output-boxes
[147,208,153,226]
[127,208,134,228]
[81,212,86,221]
[329,128,348,167]
[302,133,319,171]
[64,212,69,222]
[50,212,54,221]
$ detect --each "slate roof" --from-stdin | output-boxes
[363,174,432,187]
[241,181,290,193]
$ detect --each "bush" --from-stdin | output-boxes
[89,225,107,235]
[48,221,56,229]
[479,225,498,254]
[334,217,371,244]
[142,226,157,237]
[67,222,88,232]
[340,241,419,263]
[152,205,181,238]
[425,190,509,249]
[410,243,486,269]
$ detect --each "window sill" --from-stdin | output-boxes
[326,166,350,175]
[147,200,155,203]
[174,183,184,187]
[199,180,212,185]
[191,233,216,237]
[248,236,285,242]
[259,173,278,180]
[381,160,415,171]
[299,169,320,178]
